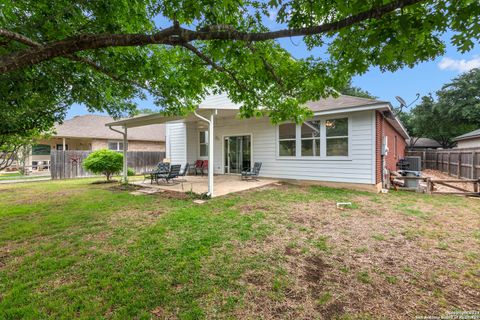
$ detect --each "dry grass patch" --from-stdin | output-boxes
[1,179,478,319]
[221,185,480,319]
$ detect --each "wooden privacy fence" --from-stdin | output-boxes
[406,148,480,180]
[50,150,165,179]
[391,175,480,196]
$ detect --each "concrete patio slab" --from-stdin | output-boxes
[133,175,278,197]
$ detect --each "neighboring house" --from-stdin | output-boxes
[453,129,480,148]
[107,94,408,192]
[31,115,165,169]
[406,137,442,150]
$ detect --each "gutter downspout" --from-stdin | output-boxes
[193,110,216,197]
[108,125,128,184]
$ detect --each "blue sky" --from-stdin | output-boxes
[67,25,480,118]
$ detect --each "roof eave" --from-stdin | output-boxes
[453,134,480,142]
[51,134,164,142]
[313,102,410,139]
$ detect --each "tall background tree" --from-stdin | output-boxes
[1,0,479,153]
[340,80,377,99]
[402,68,479,148]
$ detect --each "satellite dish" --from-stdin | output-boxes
[395,96,407,107]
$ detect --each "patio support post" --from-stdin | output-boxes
[208,112,214,197]
[193,109,217,197]
[122,126,128,184]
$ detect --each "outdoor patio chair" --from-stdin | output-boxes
[144,162,170,184]
[175,163,190,181]
[194,160,203,175]
[241,162,262,180]
[156,164,181,184]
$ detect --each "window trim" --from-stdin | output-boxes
[325,117,350,157]
[199,130,209,158]
[278,123,297,157]
[108,141,124,151]
[300,121,321,157]
[276,115,352,160]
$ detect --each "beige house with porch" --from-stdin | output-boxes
[30,115,165,170]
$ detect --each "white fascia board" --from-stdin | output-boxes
[313,102,410,139]
[312,103,390,116]
[105,114,185,128]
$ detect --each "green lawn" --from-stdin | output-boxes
[0,179,478,319]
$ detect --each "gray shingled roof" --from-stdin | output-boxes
[407,137,441,148]
[306,95,387,112]
[453,129,480,141]
[54,115,165,141]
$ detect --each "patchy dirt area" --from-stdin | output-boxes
[1,179,478,319]
[226,185,480,319]
[422,169,478,193]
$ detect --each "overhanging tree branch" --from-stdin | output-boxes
[0,29,155,92]
[0,0,425,73]
[180,43,270,108]
[246,43,285,88]
[180,43,247,92]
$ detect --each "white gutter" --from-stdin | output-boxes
[193,109,217,197]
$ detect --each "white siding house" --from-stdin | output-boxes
[166,110,377,185]
[107,93,409,194]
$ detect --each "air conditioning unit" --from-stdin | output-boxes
[403,156,422,172]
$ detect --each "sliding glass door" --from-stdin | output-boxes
[224,135,251,174]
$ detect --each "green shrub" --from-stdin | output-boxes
[127,167,136,176]
[82,149,123,181]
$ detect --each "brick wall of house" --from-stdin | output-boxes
[375,112,383,184]
[375,111,407,184]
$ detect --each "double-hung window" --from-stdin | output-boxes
[278,123,296,156]
[108,141,124,151]
[278,117,349,158]
[199,131,209,157]
[325,118,349,156]
[301,120,321,156]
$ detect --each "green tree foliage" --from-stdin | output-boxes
[1,0,479,150]
[404,69,480,148]
[436,68,480,125]
[340,80,377,99]
[0,131,45,171]
[82,149,123,181]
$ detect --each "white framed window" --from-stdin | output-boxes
[326,118,349,156]
[278,123,296,157]
[108,141,124,151]
[199,131,209,157]
[301,120,321,157]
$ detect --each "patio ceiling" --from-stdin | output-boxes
[105,108,239,129]
[105,106,237,197]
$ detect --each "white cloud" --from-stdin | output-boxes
[438,55,480,72]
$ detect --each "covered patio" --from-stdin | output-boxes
[106,99,264,197]
[133,175,278,197]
